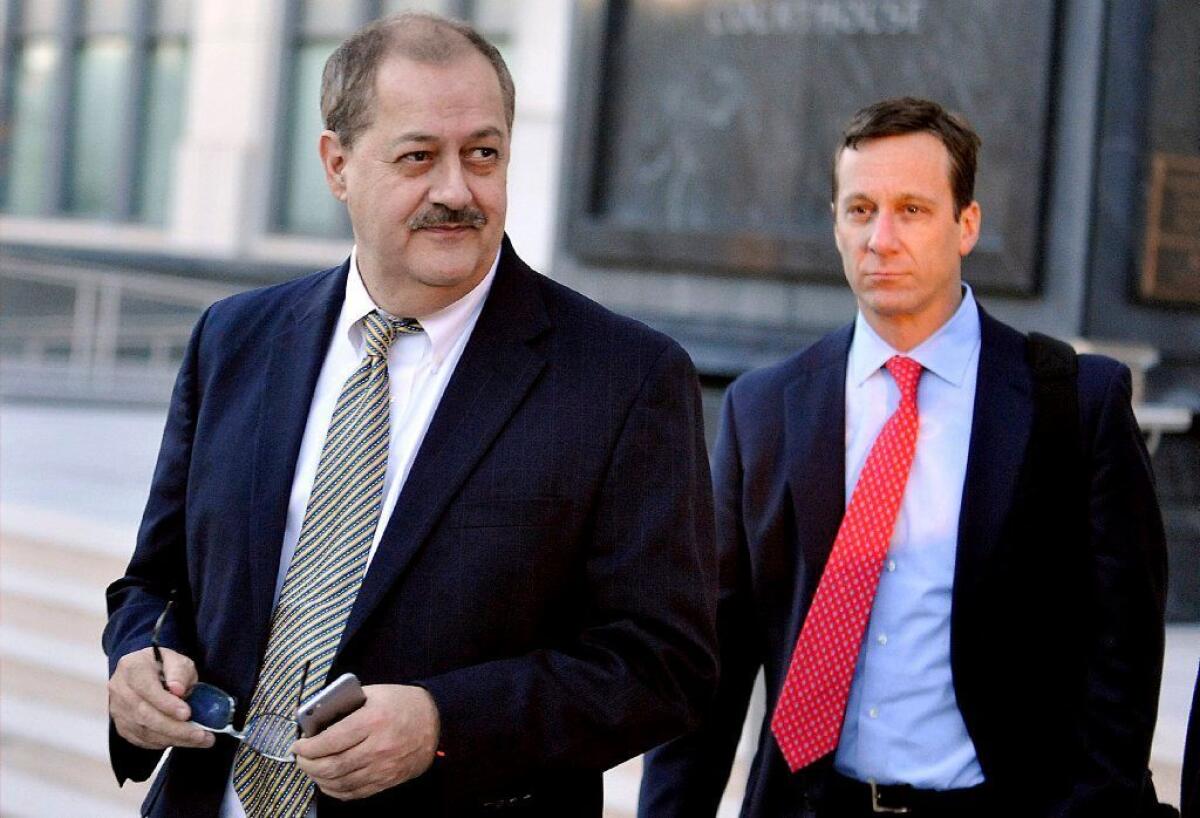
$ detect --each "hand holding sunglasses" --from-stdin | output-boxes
[108,597,212,752]
[152,597,304,762]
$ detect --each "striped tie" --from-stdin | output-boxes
[233,310,422,817]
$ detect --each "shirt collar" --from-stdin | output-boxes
[343,246,500,367]
[849,283,981,388]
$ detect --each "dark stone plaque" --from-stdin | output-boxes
[566,0,1059,292]
[1141,153,1200,304]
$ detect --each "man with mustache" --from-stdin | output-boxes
[103,12,717,817]
[640,97,1167,817]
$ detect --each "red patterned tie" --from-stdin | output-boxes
[771,355,923,772]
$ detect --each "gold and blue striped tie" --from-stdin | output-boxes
[233,310,422,817]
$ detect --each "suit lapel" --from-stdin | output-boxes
[342,240,550,645]
[245,264,348,667]
[953,309,1033,603]
[783,325,852,639]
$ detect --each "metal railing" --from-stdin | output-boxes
[1070,338,1193,454]
[0,256,237,403]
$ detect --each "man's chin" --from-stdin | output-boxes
[859,290,918,317]
[413,263,489,294]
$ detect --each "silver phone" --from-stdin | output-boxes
[296,672,366,737]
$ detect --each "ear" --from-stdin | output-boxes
[319,130,350,202]
[958,200,981,257]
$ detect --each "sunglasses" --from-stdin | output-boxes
[152,597,304,762]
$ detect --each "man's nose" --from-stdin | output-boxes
[868,211,900,254]
[429,157,473,211]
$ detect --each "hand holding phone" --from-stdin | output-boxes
[296,673,367,737]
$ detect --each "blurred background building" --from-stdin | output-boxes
[0,0,1196,815]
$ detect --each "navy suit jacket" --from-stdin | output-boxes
[103,238,718,817]
[640,307,1167,817]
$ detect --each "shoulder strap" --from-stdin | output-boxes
[1025,330,1085,519]
[1027,331,1079,431]
[1027,331,1077,377]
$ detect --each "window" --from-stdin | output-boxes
[67,34,130,216]
[274,0,514,238]
[5,38,60,215]
[280,37,346,237]
[0,0,191,224]
[137,28,188,222]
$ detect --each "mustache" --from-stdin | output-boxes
[408,205,488,230]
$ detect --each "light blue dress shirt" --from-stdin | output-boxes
[833,285,986,789]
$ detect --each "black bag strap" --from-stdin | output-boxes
[1025,331,1086,606]
[1026,333,1179,817]
[1027,331,1078,390]
[1026,331,1082,491]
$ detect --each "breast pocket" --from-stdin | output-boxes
[432,497,580,641]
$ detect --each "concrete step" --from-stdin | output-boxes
[2,692,109,761]
[0,503,138,562]
[0,530,128,597]
[0,583,107,647]
[1,654,105,719]
[0,625,109,686]
[0,512,141,816]
[0,692,149,816]
[0,732,148,814]
[0,691,153,816]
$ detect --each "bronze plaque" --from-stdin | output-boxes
[1142,153,1200,304]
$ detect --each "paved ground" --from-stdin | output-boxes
[0,401,1194,813]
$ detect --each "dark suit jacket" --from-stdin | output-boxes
[103,238,718,817]
[640,307,1167,818]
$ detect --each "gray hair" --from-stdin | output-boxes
[321,12,515,148]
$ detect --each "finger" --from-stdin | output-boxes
[111,693,214,749]
[296,744,371,785]
[124,650,195,720]
[293,708,372,759]
[109,648,211,748]
[110,652,188,722]
[159,648,200,699]
[307,754,390,802]
[315,771,377,801]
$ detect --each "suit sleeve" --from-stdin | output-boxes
[101,307,209,784]
[638,384,763,817]
[416,340,719,797]
[1058,363,1168,816]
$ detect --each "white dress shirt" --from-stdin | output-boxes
[833,285,986,789]
[220,248,497,817]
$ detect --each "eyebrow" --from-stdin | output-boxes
[839,192,939,206]
[896,193,938,205]
[468,126,505,141]
[389,126,505,147]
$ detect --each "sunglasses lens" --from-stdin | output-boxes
[244,714,299,762]
[186,683,235,729]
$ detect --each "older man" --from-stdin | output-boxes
[104,13,716,817]
[640,97,1167,817]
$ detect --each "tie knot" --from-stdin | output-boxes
[361,310,423,358]
[884,355,922,402]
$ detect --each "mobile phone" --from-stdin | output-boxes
[296,673,366,737]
